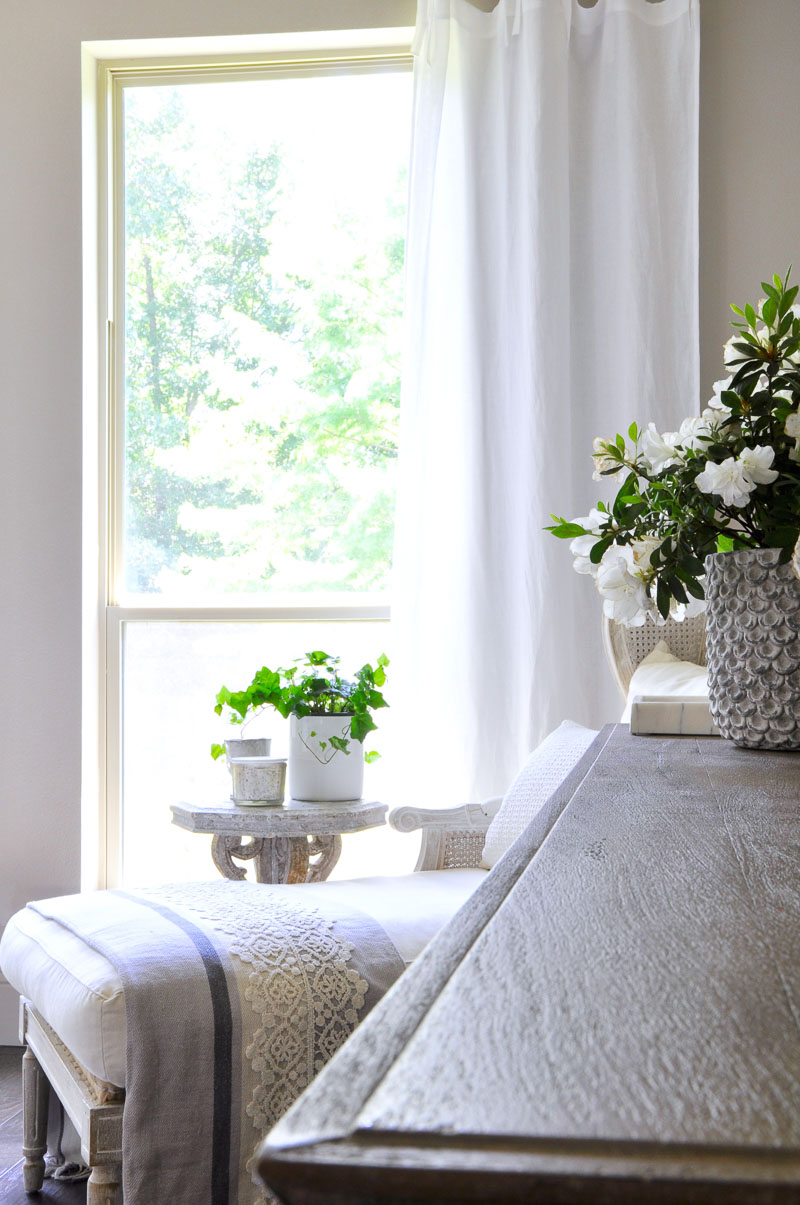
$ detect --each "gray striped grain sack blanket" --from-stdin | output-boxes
[31,879,405,1204]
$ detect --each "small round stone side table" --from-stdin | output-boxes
[170,798,387,884]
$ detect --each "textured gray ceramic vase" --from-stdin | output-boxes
[705,548,800,749]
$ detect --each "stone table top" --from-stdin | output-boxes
[170,797,387,837]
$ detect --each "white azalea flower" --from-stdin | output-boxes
[785,411,800,462]
[573,507,610,536]
[569,534,598,576]
[695,457,755,508]
[793,532,800,582]
[677,409,722,451]
[709,376,733,409]
[592,436,619,481]
[630,536,661,572]
[723,334,744,367]
[641,423,682,473]
[739,444,778,485]
[596,553,652,626]
[671,593,707,621]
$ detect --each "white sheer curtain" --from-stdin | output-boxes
[392,0,699,802]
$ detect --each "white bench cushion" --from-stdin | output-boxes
[0,869,485,1087]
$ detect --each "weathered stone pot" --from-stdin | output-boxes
[705,548,800,749]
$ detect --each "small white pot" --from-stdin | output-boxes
[289,715,364,802]
[224,737,272,770]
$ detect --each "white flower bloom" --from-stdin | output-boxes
[596,553,652,626]
[671,593,707,621]
[641,423,682,473]
[592,436,619,481]
[739,444,778,486]
[630,537,661,572]
[793,532,800,582]
[709,376,733,409]
[785,411,800,461]
[573,507,610,536]
[677,410,722,451]
[695,457,755,508]
[569,534,598,576]
[723,334,743,367]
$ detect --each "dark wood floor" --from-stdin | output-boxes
[0,1048,86,1203]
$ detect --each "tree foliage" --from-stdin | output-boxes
[123,83,407,595]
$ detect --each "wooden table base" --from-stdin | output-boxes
[211,833,343,884]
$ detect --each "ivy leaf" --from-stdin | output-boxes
[717,533,735,552]
[364,750,381,764]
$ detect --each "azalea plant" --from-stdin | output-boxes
[211,650,389,763]
[547,269,800,626]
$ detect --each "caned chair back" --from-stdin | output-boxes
[602,612,707,700]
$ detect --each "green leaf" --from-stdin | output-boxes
[615,432,625,452]
[589,536,614,565]
[716,533,735,552]
[545,522,590,539]
[655,577,671,621]
[745,302,757,329]
[364,750,381,764]
[628,421,639,442]
[731,303,746,316]
[762,296,778,328]
[210,743,226,761]
[351,712,377,743]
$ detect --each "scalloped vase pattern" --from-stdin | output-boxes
[705,548,800,749]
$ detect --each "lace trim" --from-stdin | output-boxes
[146,882,368,1200]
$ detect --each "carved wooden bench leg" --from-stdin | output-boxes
[87,1163,123,1205]
[22,1045,50,1193]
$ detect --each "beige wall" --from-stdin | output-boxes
[699,0,800,398]
[0,0,799,1040]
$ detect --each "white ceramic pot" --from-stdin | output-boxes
[289,714,364,802]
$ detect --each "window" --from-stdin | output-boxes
[90,38,414,887]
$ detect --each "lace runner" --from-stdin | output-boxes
[144,881,399,1202]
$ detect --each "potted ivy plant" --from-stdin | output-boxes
[212,650,389,801]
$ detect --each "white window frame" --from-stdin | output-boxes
[82,31,414,890]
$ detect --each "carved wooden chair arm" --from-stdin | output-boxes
[389,798,502,872]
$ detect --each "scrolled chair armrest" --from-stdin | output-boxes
[389,797,503,872]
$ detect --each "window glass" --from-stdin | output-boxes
[123,69,411,599]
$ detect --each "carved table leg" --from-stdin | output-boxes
[87,1163,123,1205]
[255,837,310,884]
[306,834,343,882]
[212,833,342,884]
[22,1046,50,1193]
[212,835,265,880]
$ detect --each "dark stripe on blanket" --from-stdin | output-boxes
[115,891,234,1205]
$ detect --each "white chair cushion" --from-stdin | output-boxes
[620,639,708,723]
[0,868,485,1087]
[481,720,598,870]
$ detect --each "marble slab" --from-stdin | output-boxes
[629,693,719,736]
